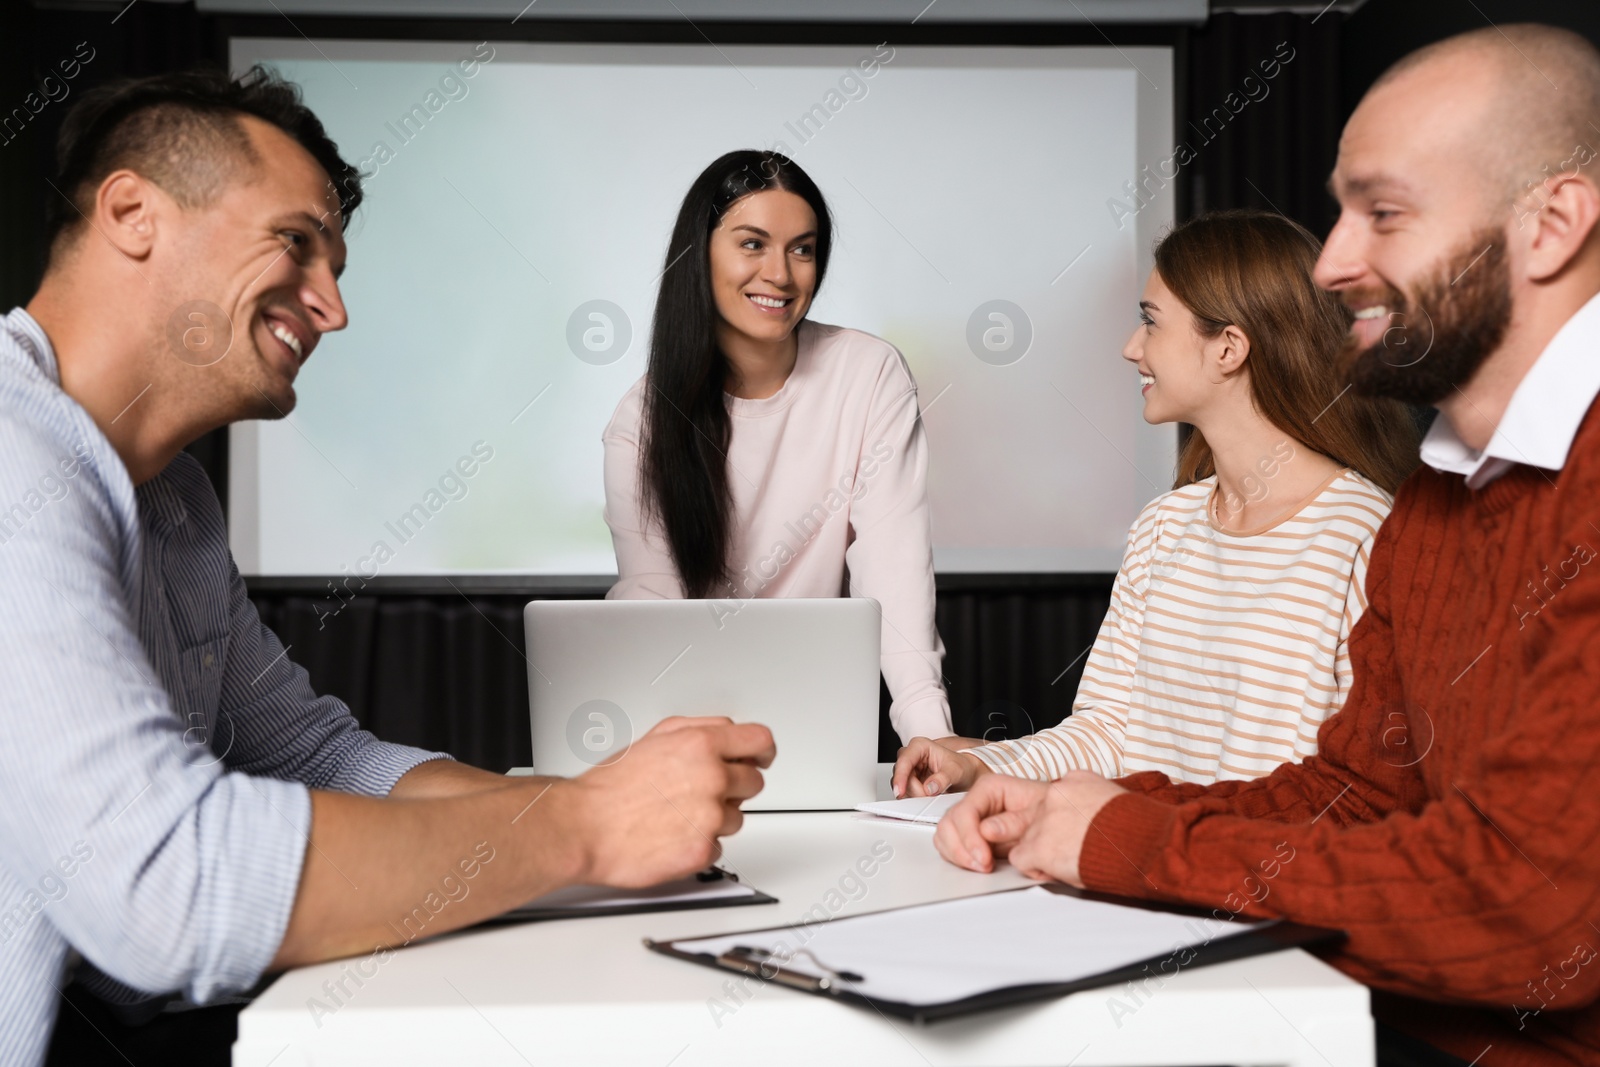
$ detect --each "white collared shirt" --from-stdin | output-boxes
[1420,291,1600,488]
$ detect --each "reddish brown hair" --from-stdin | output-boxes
[1155,210,1420,493]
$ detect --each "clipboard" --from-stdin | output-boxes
[477,867,777,926]
[645,882,1341,1023]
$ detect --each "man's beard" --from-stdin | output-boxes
[1339,225,1513,406]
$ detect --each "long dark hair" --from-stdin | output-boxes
[640,150,834,598]
[1156,210,1420,494]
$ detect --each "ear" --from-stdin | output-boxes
[1207,323,1252,379]
[92,169,162,261]
[1522,174,1600,283]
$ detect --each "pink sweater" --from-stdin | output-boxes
[602,320,953,742]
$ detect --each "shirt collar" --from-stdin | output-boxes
[1,307,175,524]
[1420,290,1600,489]
[4,307,62,386]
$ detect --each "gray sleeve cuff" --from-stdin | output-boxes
[187,775,312,1004]
[321,740,455,797]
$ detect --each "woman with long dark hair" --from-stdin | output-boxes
[602,150,952,743]
[894,209,1421,795]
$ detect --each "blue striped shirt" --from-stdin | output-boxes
[0,308,448,1066]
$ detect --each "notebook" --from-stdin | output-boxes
[479,868,776,925]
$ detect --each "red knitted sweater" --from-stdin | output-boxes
[1080,400,1600,1067]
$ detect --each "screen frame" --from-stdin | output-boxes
[221,14,1193,595]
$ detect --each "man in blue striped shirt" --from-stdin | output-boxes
[0,67,774,1066]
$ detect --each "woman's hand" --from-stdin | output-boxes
[892,736,990,798]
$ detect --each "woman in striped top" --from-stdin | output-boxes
[893,210,1421,795]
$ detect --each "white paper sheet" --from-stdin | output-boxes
[669,886,1264,1006]
[854,793,963,824]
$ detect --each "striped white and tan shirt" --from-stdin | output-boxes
[973,468,1392,785]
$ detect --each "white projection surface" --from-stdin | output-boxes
[228,39,1176,576]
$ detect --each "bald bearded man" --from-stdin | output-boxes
[936,24,1600,1067]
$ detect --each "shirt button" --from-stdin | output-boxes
[202,653,215,669]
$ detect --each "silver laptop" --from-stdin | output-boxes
[524,598,881,811]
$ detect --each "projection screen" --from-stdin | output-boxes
[228,39,1176,577]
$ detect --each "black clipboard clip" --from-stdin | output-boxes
[716,945,864,993]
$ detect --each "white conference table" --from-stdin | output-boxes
[234,774,1373,1067]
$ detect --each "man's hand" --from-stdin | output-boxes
[892,736,990,798]
[1006,772,1128,885]
[934,774,1048,872]
[560,716,776,888]
[934,771,1128,885]
[272,717,774,969]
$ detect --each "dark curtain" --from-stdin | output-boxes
[252,580,1114,769]
[0,0,231,487]
[1341,0,1600,121]
[0,0,222,309]
[1189,2,1600,246]
[1183,10,1344,237]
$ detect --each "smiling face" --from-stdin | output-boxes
[1122,270,1224,426]
[707,189,818,347]
[1313,54,1516,404]
[160,114,349,420]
